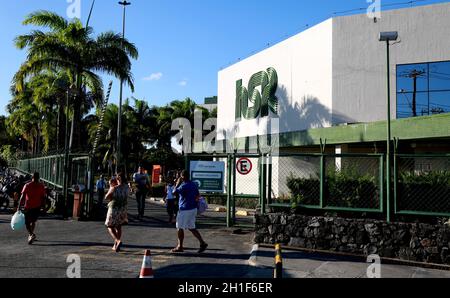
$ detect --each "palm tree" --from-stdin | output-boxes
[13,11,138,151]
[6,85,42,154]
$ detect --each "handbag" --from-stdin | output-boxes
[197,197,208,215]
[11,210,25,231]
[11,195,25,231]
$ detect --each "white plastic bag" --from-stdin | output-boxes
[11,211,25,231]
[197,197,208,215]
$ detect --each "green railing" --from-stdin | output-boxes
[185,152,450,226]
[268,153,384,214]
[15,153,94,219]
[16,154,89,189]
[394,154,450,217]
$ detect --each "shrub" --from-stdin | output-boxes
[398,171,450,212]
[286,169,379,209]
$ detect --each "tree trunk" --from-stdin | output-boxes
[69,74,83,152]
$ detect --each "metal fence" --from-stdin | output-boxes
[394,154,450,217]
[16,154,89,189]
[15,153,94,218]
[269,154,384,213]
[186,153,261,227]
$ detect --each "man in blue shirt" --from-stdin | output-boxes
[171,170,208,253]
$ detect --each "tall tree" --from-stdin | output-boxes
[13,10,138,151]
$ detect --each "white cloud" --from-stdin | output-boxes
[143,72,163,81]
[178,79,188,87]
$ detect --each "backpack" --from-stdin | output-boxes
[197,197,208,215]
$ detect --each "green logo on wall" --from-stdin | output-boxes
[235,67,279,120]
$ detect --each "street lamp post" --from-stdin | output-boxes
[379,31,398,223]
[63,90,71,219]
[116,1,131,174]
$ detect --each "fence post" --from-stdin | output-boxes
[393,138,399,218]
[226,154,233,228]
[267,154,273,211]
[379,155,385,215]
[320,154,325,209]
[319,139,327,209]
[260,154,267,215]
[232,154,237,225]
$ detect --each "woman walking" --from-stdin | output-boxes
[105,173,129,252]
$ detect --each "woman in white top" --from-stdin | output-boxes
[164,179,178,224]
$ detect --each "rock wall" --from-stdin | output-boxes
[254,214,450,264]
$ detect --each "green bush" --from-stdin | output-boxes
[398,171,450,213]
[326,170,378,209]
[286,174,320,206]
[286,169,379,209]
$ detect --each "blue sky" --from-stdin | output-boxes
[0,0,448,115]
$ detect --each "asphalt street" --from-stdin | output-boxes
[2,196,450,279]
[0,197,256,278]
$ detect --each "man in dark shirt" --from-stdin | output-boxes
[133,166,150,219]
[171,170,208,253]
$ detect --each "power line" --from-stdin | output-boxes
[332,0,428,15]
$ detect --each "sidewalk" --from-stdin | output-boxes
[247,245,450,278]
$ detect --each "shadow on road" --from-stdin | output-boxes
[256,249,367,264]
[155,263,253,278]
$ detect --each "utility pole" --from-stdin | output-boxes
[407,69,426,117]
[117,1,131,174]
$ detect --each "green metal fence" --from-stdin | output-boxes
[186,153,261,227]
[268,154,384,214]
[16,154,88,189]
[394,154,450,217]
[15,153,94,218]
[186,152,450,226]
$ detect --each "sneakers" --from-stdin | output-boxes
[28,234,36,245]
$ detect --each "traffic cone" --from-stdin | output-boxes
[139,250,154,278]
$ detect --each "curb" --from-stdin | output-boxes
[259,244,450,272]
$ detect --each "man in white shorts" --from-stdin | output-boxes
[171,170,208,253]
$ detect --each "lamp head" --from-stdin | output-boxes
[379,31,398,42]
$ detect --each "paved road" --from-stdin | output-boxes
[2,197,450,279]
[0,197,256,278]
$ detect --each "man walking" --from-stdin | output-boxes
[19,172,46,245]
[133,166,150,219]
[96,175,107,209]
[171,170,208,253]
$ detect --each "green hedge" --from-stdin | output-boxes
[398,171,450,213]
[287,171,379,209]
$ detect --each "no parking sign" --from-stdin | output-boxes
[236,158,253,175]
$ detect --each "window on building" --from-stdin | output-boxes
[397,61,450,118]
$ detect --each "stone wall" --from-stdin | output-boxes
[254,213,450,264]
